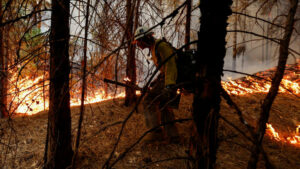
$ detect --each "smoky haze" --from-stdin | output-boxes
[223,1,300,81]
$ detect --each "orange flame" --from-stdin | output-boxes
[266,123,281,141]
[9,61,300,123]
[8,72,125,115]
[8,74,49,115]
[286,125,300,145]
[222,77,299,96]
[222,61,300,96]
[266,123,300,146]
[124,77,131,82]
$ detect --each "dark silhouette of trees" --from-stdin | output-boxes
[45,0,73,168]
[0,0,299,168]
[0,1,7,118]
[192,0,232,168]
[125,0,137,106]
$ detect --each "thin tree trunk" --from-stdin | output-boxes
[72,0,90,167]
[45,0,73,168]
[232,0,238,70]
[125,0,137,106]
[193,0,232,168]
[185,0,192,51]
[247,0,298,169]
[134,0,140,31]
[0,1,8,118]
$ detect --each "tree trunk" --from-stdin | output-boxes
[0,1,8,118]
[232,0,238,70]
[125,0,137,106]
[45,0,73,168]
[72,0,90,167]
[185,0,192,51]
[192,0,232,168]
[247,0,298,168]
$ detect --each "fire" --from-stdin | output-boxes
[70,91,125,106]
[8,74,50,115]
[222,77,300,96]
[223,62,300,146]
[9,65,299,115]
[7,61,299,147]
[266,123,281,141]
[177,89,181,95]
[222,61,300,96]
[8,72,125,115]
[124,77,131,82]
[266,123,300,146]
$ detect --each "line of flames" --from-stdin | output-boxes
[7,68,300,146]
[221,76,300,96]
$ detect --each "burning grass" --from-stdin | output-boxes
[222,61,300,96]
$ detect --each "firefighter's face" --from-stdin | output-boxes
[136,37,151,49]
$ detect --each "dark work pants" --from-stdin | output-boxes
[143,77,179,138]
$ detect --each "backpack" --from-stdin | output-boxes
[155,38,197,92]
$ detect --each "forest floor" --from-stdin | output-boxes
[0,92,299,169]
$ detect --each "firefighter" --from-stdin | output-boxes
[133,26,180,143]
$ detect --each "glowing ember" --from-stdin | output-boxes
[177,89,181,95]
[266,123,300,146]
[136,90,141,95]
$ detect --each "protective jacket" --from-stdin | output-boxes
[151,39,178,86]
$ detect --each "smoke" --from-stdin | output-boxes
[223,1,300,81]
[223,39,299,81]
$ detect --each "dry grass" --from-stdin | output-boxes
[0,92,299,169]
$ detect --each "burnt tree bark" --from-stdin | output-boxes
[247,0,299,169]
[192,0,232,168]
[0,1,8,118]
[124,0,137,106]
[45,0,73,168]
